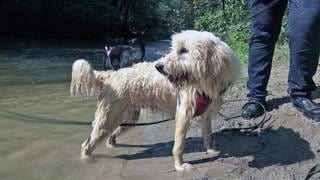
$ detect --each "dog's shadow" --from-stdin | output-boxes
[114,126,314,169]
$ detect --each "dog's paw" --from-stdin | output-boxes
[80,152,90,160]
[106,142,116,148]
[106,137,116,148]
[175,163,193,172]
[80,146,91,159]
[205,148,220,156]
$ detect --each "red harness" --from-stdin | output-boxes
[194,95,212,117]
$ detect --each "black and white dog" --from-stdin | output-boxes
[104,38,145,70]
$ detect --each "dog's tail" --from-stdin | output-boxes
[70,59,111,96]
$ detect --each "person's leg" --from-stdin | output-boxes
[287,0,320,121]
[242,0,287,119]
[287,0,320,98]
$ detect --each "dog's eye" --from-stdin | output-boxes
[178,47,188,54]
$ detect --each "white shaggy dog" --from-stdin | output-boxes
[70,30,241,171]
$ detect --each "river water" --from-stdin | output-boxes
[0,39,199,180]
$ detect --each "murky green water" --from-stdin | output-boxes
[0,39,181,180]
[0,39,105,180]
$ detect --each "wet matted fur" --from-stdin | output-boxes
[70,30,241,171]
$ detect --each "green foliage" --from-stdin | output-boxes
[228,31,249,63]
[193,0,250,62]
[152,0,194,38]
[278,11,289,44]
[0,0,288,62]
[194,10,224,36]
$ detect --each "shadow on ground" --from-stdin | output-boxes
[111,126,314,169]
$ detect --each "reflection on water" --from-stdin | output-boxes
[0,39,175,180]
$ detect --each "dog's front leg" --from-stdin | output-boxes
[172,90,195,171]
[173,116,192,171]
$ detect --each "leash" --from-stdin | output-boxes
[120,117,173,127]
[218,98,272,132]
[121,98,271,133]
[0,102,269,132]
[305,163,320,180]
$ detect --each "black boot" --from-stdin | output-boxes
[241,100,267,120]
[292,97,320,121]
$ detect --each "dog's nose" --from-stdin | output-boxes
[155,63,164,73]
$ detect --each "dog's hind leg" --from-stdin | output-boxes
[81,105,110,158]
[81,123,108,158]
[106,106,140,148]
[201,96,222,156]
[81,98,127,158]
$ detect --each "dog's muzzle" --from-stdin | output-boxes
[155,62,188,84]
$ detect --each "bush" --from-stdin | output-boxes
[192,0,250,62]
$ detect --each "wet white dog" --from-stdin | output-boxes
[70,30,241,171]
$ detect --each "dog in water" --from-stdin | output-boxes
[70,30,241,171]
[104,38,145,70]
[102,38,145,143]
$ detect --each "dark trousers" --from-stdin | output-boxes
[247,0,320,102]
